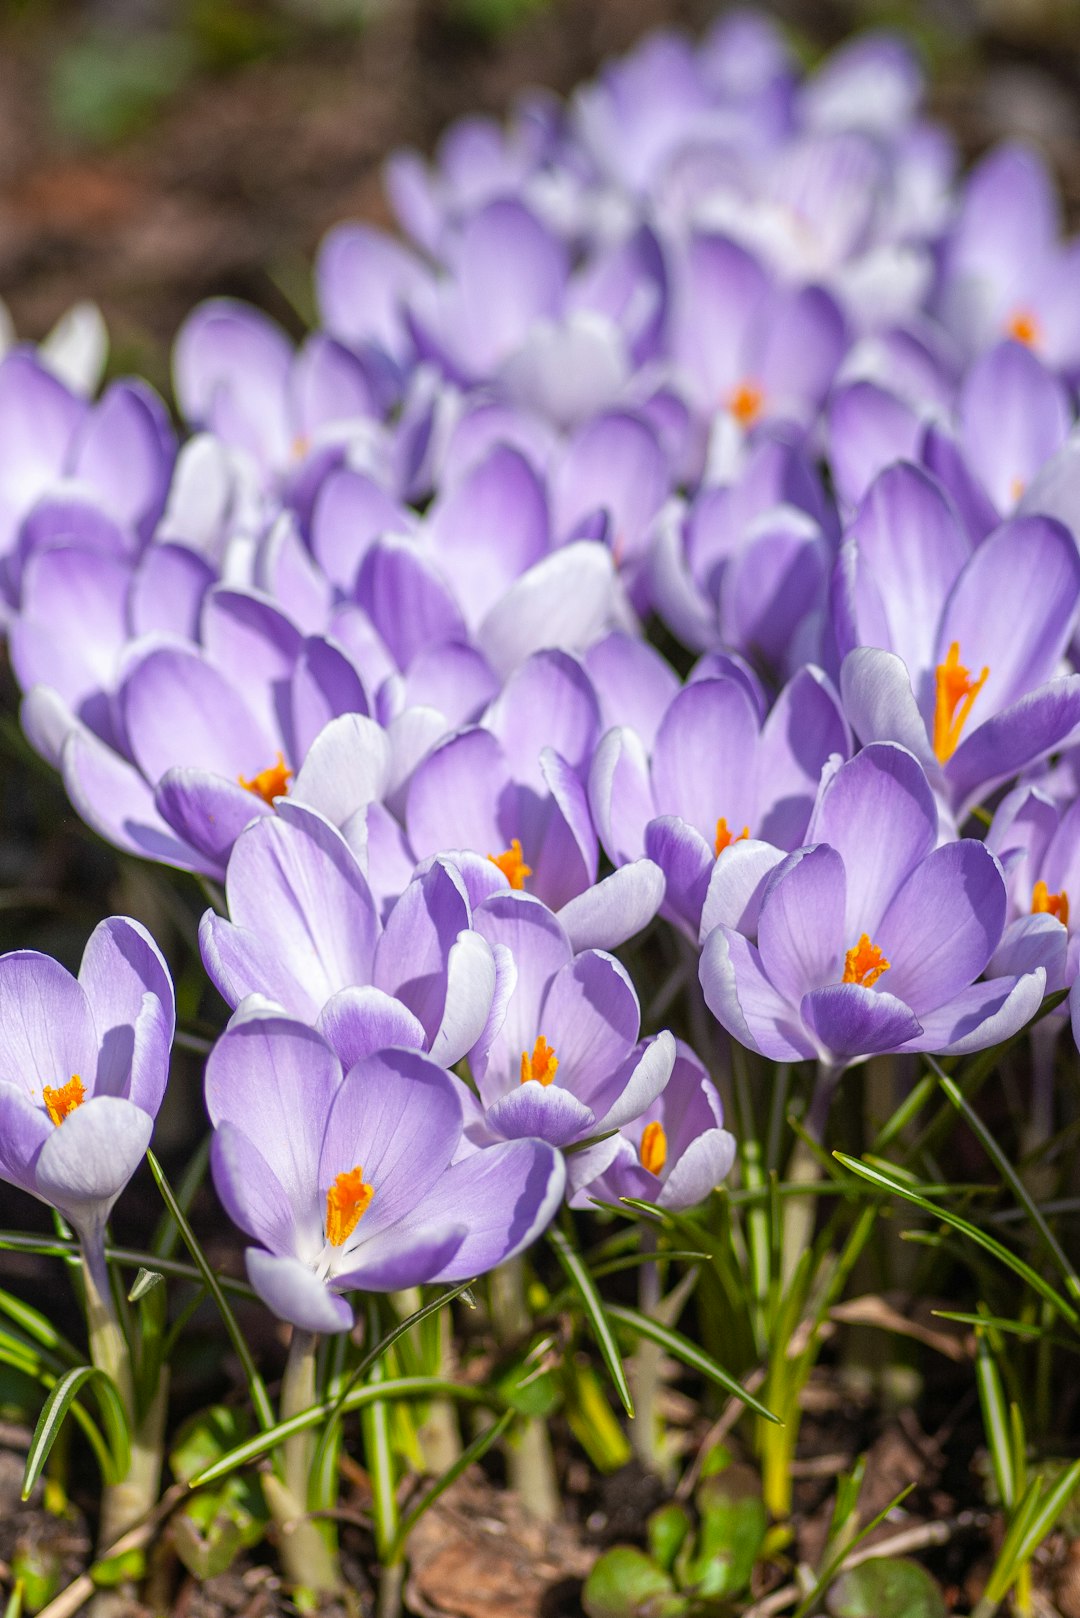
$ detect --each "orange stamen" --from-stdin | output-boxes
[932,642,989,763]
[1009,475,1025,504]
[842,934,890,989]
[488,838,532,890]
[1006,309,1040,348]
[639,1120,667,1176]
[520,1035,559,1087]
[1032,879,1070,928]
[43,1075,85,1127]
[238,753,293,805]
[325,1166,374,1247]
[729,381,764,427]
[715,817,750,857]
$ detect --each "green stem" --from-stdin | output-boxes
[629,1229,668,1476]
[266,1329,342,1601]
[781,1062,839,1289]
[490,1256,559,1522]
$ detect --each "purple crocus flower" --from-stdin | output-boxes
[699,742,1046,1068]
[590,666,849,937]
[206,1004,565,1333]
[833,462,1080,815]
[461,888,675,1150]
[649,433,839,672]
[934,142,1080,374]
[200,802,499,1067]
[567,1040,735,1211]
[985,784,1079,994]
[0,918,174,1253]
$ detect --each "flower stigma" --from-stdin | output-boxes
[639,1120,667,1176]
[43,1074,85,1127]
[715,817,750,856]
[1006,309,1041,348]
[488,838,532,889]
[1032,879,1069,928]
[933,641,989,763]
[729,381,764,427]
[842,934,890,988]
[325,1166,374,1247]
[521,1035,559,1087]
[238,753,293,805]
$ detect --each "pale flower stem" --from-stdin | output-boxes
[490,1255,560,1522]
[781,1061,839,1290]
[630,1227,668,1476]
[269,1328,343,1600]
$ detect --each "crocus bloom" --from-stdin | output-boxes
[567,1040,735,1211]
[699,743,1046,1068]
[206,1005,565,1332]
[200,802,499,1067]
[0,918,174,1248]
[833,462,1080,815]
[462,889,676,1149]
[986,784,1080,993]
[590,666,848,937]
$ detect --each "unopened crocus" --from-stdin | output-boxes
[200,801,499,1067]
[462,889,675,1149]
[834,462,1080,815]
[206,1005,565,1332]
[699,742,1046,1068]
[567,1040,735,1211]
[0,917,175,1257]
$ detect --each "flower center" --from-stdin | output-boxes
[325,1166,374,1247]
[1006,309,1040,347]
[639,1120,667,1176]
[715,817,750,857]
[932,641,989,763]
[238,753,293,805]
[488,838,532,890]
[842,934,890,988]
[1032,879,1069,928]
[43,1075,85,1127]
[520,1035,559,1087]
[728,381,764,427]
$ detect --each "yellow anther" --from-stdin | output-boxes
[1032,879,1069,928]
[932,642,989,763]
[715,817,750,857]
[238,753,293,805]
[842,934,890,989]
[43,1075,85,1127]
[488,838,532,890]
[520,1035,559,1087]
[639,1120,668,1176]
[729,381,764,426]
[325,1166,374,1247]
[1006,309,1040,347]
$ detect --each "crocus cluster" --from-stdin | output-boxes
[2,14,1079,1324]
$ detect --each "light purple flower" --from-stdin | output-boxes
[985,784,1079,994]
[833,462,1080,814]
[567,1040,735,1211]
[699,742,1046,1068]
[200,802,498,1067]
[206,1004,565,1332]
[590,666,848,937]
[0,918,174,1245]
[462,889,675,1150]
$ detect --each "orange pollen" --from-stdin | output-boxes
[520,1034,559,1087]
[1032,879,1069,928]
[43,1074,85,1127]
[729,380,764,427]
[715,817,751,857]
[1006,309,1041,348]
[291,432,312,463]
[325,1166,374,1247]
[1010,475,1026,504]
[488,838,532,890]
[238,752,293,805]
[842,934,890,989]
[932,642,989,763]
[639,1120,667,1176]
